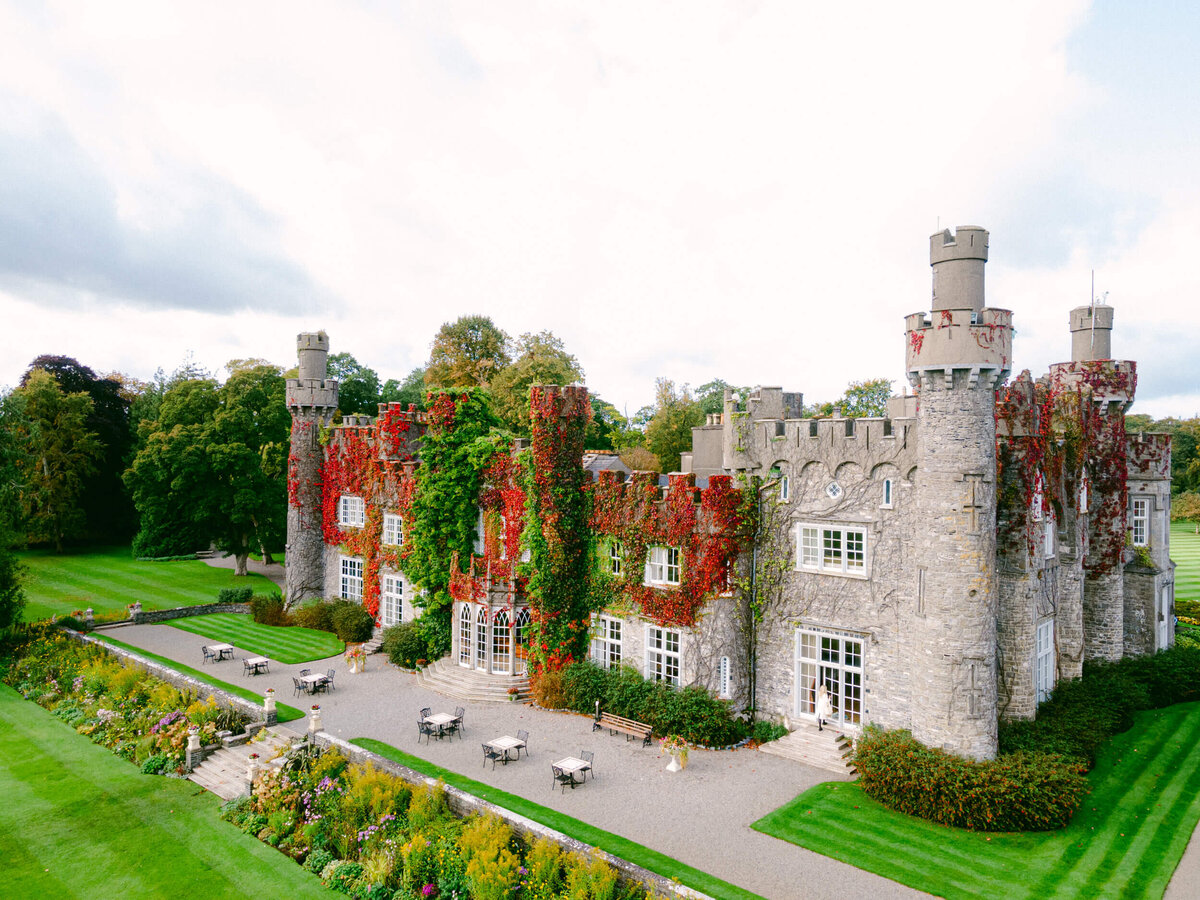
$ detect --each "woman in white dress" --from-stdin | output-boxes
[815,684,834,732]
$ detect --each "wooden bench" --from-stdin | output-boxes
[592,712,652,747]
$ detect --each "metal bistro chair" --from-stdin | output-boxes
[201,646,216,665]
[551,764,578,793]
[580,750,595,779]
[483,743,504,770]
[418,717,438,744]
[516,729,530,759]
[420,707,431,719]
[292,676,307,697]
[299,669,311,677]
[325,669,336,691]
[453,706,466,734]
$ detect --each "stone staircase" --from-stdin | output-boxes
[361,626,384,655]
[416,656,531,703]
[187,727,298,802]
[758,722,857,776]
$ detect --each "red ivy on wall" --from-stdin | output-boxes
[589,470,745,628]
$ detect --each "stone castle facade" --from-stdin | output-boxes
[286,225,1174,760]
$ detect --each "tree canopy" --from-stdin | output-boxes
[125,364,290,573]
[425,315,511,389]
[644,378,704,473]
[13,369,102,551]
[489,331,584,435]
[327,352,382,417]
[380,367,427,411]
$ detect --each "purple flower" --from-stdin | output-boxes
[422,885,436,897]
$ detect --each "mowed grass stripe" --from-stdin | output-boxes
[757,785,1019,894]
[1077,712,1200,898]
[166,614,343,664]
[1172,522,1200,604]
[753,702,1200,900]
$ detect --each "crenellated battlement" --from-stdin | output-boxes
[905,306,1013,391]
[1048,359,1137,409]
[1127,432,1172,480]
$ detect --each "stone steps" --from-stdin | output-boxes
[362,626,384,655]
[187,727,297,802]
[416,656,531,704]
[758,723,857,776]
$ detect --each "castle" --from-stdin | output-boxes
[285,226,1174,760]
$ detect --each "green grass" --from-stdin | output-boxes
[1171,520,1200,606]
[94,634,306,723]
[0,684,328,898]
[166,613,344,665]
[752,702,1200,899]
[354,740,765,900]
[19,545,279,622]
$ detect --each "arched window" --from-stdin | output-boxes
[493,609,511,674]
[514,607,531,675]
[476,606,488,670]
[458,605,472,666]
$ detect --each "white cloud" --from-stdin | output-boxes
[2,0,1196,421]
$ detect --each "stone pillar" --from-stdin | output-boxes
[185,726,202,772]
[246,753,259,791]
[264,689,277,727]
[308,705,323,735]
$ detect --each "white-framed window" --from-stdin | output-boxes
[458,604,472,666]
[780,475,790,502]
[340,556,364,601]
[591,615,623,670]
[645,546,681,586]
[608,540,623,576]
[796,627,864,726]
[382,513,403,546]
[1043,516,1056,559]
[1035,619,1055,703]
[473,508,485,556]
[1131,498,1149,547]
[1031,473,1045,522]
[796,524,866,576]
[646,625,680,686]
[718,655,731,699]
[881,478,894,509]
[338,495,365,527]
[381,573,403,626]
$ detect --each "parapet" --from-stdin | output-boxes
[1048,360,1136,408]
[1126,432,1171,480]
[905,307,1012,391]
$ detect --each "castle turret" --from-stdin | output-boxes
[905,226,1012,760]
[1049,305,1135,661]
[285,332,338,605]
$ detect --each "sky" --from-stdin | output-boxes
[1,0,1197,420]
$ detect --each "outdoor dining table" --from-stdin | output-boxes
[210,643,235,660]
[487,735,526,764]
[553,756,591,787]
[244,656,269,675]
[301,673,329,692]
[424,712,458,739]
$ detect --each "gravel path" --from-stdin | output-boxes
[106,620,1200,900]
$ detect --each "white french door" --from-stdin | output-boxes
[795,628,864,728]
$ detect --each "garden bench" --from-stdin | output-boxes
[592,712,652,747]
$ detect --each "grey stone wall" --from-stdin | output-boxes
[132,602,251,625]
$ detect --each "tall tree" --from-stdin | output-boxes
[489,331,584,435]
[838,378,893,417]
[425,315,511,389]
[0,390,27,628]
[380,366,428,411]
[21,355,133,539]
[327,352,382,417]
[125,364,290,573]
[644,378,704,473]
[14,370,102,551]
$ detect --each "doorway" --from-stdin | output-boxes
[795,628,863,728]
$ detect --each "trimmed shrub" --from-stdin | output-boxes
[291,600,337,634]
[381,622,426,669]
[331,602,375,643]
[217,586,254,605]
[752,720,789,744]
[249,593,289,626]
[854,726,1087,831]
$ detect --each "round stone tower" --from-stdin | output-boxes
[1050,304,1134,661]
[285,332,339,606]
[904,227,1013,760]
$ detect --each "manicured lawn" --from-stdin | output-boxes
[19,545,279,622]
[94,634,306,723]
[167,613,344,664]
[0,684,328,898]
[752,702,1200,899]
[1171,520,1200,606]
[353,738,765,900]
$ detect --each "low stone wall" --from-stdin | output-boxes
[132,602,252,625]
[309,730,712,900]
[63,628,274,727]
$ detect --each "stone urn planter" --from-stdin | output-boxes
[661,735,688,773]
[345,644,366,673]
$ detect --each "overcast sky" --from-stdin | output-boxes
[1,0,1197,419]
